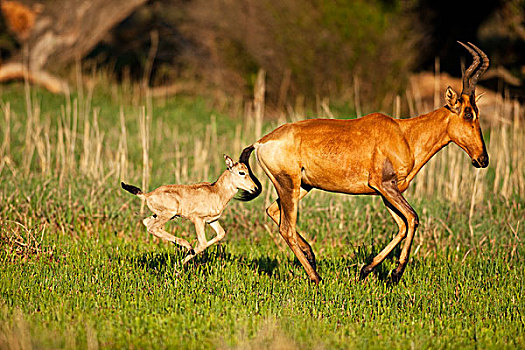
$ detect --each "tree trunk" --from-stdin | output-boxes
[0,0,148,92]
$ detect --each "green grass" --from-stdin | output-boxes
[0,82,524,349]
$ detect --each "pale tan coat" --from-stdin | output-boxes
[122,155,258,265]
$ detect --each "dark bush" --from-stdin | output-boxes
[179,0,419,107]
[91,0,421,108]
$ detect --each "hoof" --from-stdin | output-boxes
[390,270,403,285]
[311,274,322,286]
[359,265,373,281]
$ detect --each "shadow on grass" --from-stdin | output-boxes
[129,245,283,277]
[128,239,408,285]
[354,239,403,284]
[133,251,183,272]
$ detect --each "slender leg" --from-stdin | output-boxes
[143,215,194,253]
[361,158,419,283]
[274,175,321,284]
[181,221,227,265]
[266,186,317,269]
[206,221,226,247]
[392,209,418,283]
[181,220,207,265]
[193,219,207,248]
[257,146,320,284]
[359,200,407,279]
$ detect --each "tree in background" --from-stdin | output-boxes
[0,0,147,92]
[0,0,522,104]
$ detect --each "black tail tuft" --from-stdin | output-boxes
[121,182,143,196]
[235,145,263,201]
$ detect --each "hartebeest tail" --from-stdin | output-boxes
[238,41,490,285]
[121,155,258,265]
[236,145,262,201]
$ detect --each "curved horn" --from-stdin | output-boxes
[467,42,489,89]
[457,41,480,95]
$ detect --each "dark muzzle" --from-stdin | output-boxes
[472,154,489,168]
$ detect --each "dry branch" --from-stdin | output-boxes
[0,62,67,93]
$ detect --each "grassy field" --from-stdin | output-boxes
[0,78,524,349]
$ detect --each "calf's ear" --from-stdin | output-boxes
[224,154,235,169]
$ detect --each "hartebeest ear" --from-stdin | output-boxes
[445,86,461,113]
[224,154,235,169]
[475,93,484,103]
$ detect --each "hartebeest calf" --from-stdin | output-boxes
[122,155,258,264]
[236,42,490,284]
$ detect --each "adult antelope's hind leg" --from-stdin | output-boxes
[266,186,317,269]
[362,159,419,283]
[274,177,321,284]
[257,144,320,284]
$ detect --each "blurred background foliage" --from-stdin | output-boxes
[0,0,523,108]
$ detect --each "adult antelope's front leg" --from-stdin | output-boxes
[359,200,408,280]
[361,159,419,283]
[391,204,419,283]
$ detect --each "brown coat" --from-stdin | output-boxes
[239,42,489,285]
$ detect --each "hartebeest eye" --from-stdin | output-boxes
[464,107,473,120]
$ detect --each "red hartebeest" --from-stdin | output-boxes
[237,42,490,284]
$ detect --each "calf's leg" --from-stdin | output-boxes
[143,214,194,253]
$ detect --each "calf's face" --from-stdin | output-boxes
[224,155,258,193]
